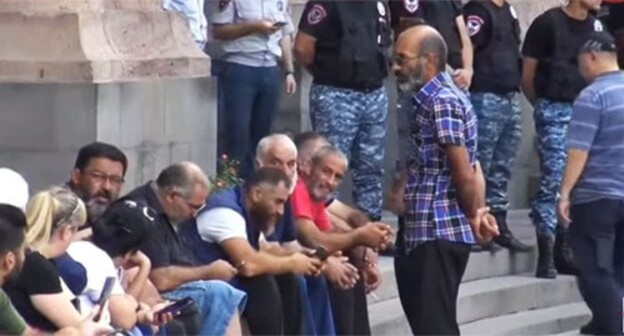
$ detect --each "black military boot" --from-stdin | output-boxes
[536,235,557,279]
[554,229,579,275]
[492,211,532,252]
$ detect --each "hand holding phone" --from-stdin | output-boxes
[273,21,287,28]
[154,297,195,319]
[94,276,116,322]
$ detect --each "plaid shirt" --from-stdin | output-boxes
[402,72,477,254]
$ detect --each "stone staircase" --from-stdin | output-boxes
[369,210,590,335]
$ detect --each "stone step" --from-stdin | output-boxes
[368,237,537,304]
[460,302,591,336]
[369,275,583,334]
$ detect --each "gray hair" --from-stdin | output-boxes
[155,161,209,198]
[310,145,348,169]
[419,32,448,72]
[256,133,298,162]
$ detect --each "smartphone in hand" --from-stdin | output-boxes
[155,297,195,319]
[273,21,287,28]
[94,276,116,322]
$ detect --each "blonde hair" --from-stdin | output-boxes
[25,186,86,249]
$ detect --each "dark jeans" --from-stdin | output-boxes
[328,253,371,336]
[395,240,471,335]
[569,199,624,335]
[300,275,335,335]
[237,273,302,335]
[218,61,281,179]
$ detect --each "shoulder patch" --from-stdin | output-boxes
[594,20,604,32]
[307,4,327,25]
[404,0,419,13]
[466,15,484,37]
[218,0,231,11]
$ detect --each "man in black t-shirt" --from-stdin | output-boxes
[521,0,603,280]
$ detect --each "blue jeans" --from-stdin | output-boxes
[163,280,247,336]
[219,61,281,179]
[300,275,335,335]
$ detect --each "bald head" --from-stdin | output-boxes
[256,133,297,162]
[156,161,209,198]
[397,25,448,72]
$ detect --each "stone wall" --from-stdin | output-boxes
[0,1,216,195]
[275,0,565,209]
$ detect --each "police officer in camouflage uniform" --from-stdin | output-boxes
[463,0,530,252]
[294,0,392,222]
[521,0,603,279]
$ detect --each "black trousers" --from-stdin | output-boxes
[328,252,371,336]
[238,273,302,335]
[394,240,470,335]
[569,199,624,335]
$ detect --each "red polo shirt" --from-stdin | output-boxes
[290,179,332,232]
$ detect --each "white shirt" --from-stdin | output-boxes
[196,208,248,243]
[67,241,125,323]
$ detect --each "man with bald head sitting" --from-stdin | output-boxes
[390,25,498,335]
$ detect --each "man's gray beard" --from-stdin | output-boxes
[86,199,109,223]
[288,170,298,195]
[397,73,425,94]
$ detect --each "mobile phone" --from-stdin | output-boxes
[155,297,195,317]
[94,276,116,322]
[273,21,287,28]
[313,246,329,261]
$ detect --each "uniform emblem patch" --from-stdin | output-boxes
[404,0,419,13]
[466,15,484,37]
[277,0,284,12]
[307,4,327,25]
[594,20,604,32]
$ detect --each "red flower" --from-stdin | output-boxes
[221,154,228,160]
[216,181,225,188]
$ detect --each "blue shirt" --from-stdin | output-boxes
[567,71,624,204]
[164,0,208,49]
[402,72,477,254]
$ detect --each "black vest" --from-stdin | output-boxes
[534,9,598,102]
[314,2,391,91]
[388,0,463,69]
[470,1,522,94]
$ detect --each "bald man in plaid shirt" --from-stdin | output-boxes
[389,25,498,335]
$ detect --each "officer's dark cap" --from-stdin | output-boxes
[578,31,618,54]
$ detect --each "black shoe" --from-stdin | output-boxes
[580,320,604,335]
[492,211,532,252]
[536,235,557,279]
[554,229,579,275]
[480,241,501,253]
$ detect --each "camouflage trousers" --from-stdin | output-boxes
[471,92,522,213]
[530,99,573,237]
[309,84,388,220]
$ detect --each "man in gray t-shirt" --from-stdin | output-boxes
[558,31,624,335]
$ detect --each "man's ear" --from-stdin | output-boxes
[70,168,82,185]
[254,158,262,170]
[250,185,263,203]
[2,251,16,274]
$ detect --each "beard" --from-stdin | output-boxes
[396,64,425,94]
[288,170,298,195]
[249,204,280,236]
[3,256,24,287]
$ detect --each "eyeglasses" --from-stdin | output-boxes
[390,54,424,66]
[83,170,125,186]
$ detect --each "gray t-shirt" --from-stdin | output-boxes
[567,71,624,204]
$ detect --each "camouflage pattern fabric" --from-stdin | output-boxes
[309,84,388,221]
[471,92,522,213]
[530,99,573,237]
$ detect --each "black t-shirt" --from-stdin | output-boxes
[3,252,66,332]
[522,8,599,60]
[126,183,198,269]
[388,0,464,68]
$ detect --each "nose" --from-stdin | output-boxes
[102,178,113,191]
[392,61,401,74]
[276,204,285,217]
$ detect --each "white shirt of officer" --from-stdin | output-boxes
[213,0,295,67]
